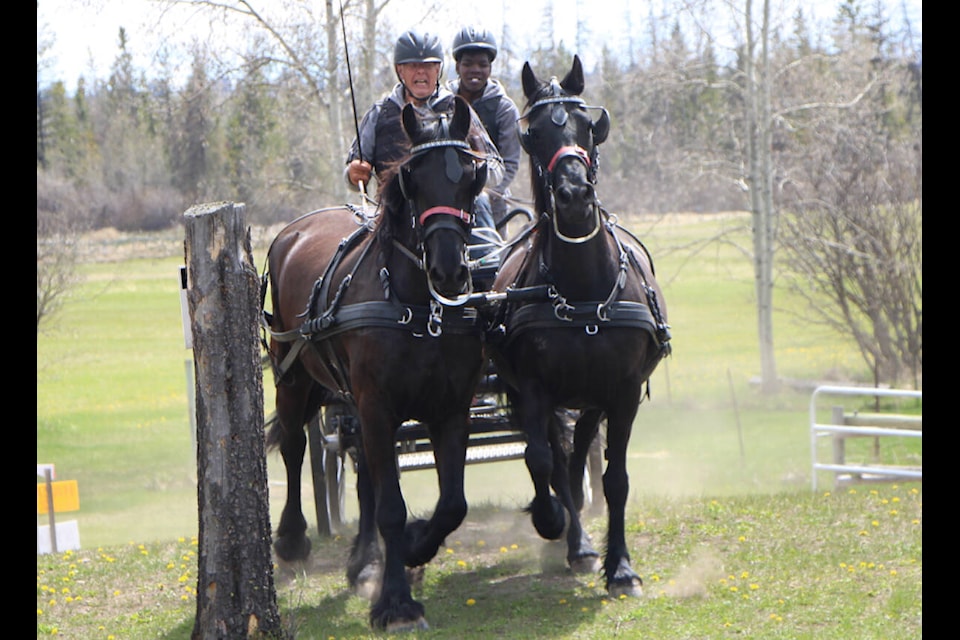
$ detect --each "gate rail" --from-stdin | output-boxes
[809,385,922,492]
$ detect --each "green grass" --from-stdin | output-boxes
[36,215,921,638]
[37,486,922,639]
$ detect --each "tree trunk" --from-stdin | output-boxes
[184,202,285,640]
[745,0,779,393]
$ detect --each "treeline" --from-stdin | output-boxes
[37,1,921,232]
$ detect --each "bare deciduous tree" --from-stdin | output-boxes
[37,171,87,333]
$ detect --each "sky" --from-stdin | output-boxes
[37,0,922,92]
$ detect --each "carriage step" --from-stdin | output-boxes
[397,441,527,472]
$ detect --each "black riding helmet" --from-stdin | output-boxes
[394,30,444,65]
[452,27,498,62]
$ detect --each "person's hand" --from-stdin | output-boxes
[347,160,372,188]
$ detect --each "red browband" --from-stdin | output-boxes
[419,206,474,226]
[547,145,591,173]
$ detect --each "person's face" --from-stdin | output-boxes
[456,51,492,95]
[396,62,442,101]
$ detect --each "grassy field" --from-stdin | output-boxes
[36,213,921,638]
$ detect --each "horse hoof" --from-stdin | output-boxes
[569,553,602,574]
[608,578,643,599]
[386,617,429,633]
[273,534,311,564]
[529,497,566,540]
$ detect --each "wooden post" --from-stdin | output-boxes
[184,202,285,639]
[44,468,58,554]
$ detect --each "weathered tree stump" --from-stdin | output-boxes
[184,202,285,639]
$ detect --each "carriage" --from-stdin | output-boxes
[260,56,670,631]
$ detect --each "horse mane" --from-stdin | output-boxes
[373,160,408,245]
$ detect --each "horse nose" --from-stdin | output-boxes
[555,181,595,209]
[429,260,470,296]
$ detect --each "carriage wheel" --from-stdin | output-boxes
[307,408,348,536]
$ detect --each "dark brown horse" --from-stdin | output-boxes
[262,96,488,631]
[487,56,672,597]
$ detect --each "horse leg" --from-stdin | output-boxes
[569,408,604,513]
[547,412,601,574]
[361,416,427,632]
[517,388,566,540]
[272,381,314,563]
[347,444,383,600]
[405,416,470,567]
[602,405,643,597]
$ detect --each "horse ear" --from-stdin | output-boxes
[521,62,540,101]
[592,108,610,145]
[401,103,421,141]
[450,96,471,140]
[560,55,584,96]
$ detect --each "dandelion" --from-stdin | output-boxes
[849,489,857,495]
[892,497,900,503]
[37,609,42,616]
[729,586,739,592]
[912,519,920,525]
[650,574,660,582]
[749,584,759,590]
[466,598,476,606]
[619,594,628,600]
[445,548,454,555]
[457,560,467,568]
[559,598,568,605]
[871,520,879,527]
[859,530,869,536]
[890,569,898,576]
[822,491,831,497]
[500,546,508,553]
[741,571,749,579]
[477,540,486,547]
[738,535,746,543]
[889,510,898,516]
[511,544,518,550]
[587,581,596,588]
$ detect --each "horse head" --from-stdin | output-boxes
[393,95,487,304]
[519,55,610,242]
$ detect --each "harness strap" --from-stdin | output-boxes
[500,300,660,347]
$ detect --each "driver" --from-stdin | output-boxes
[344,29,504,233]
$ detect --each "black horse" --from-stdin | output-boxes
[262,96,489,631]
[487,56,671,597]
